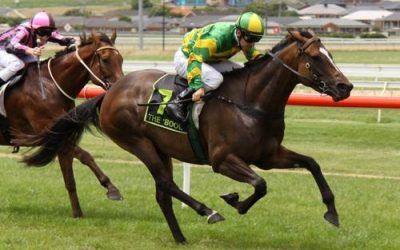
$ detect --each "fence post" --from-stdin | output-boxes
[182,162,191,208]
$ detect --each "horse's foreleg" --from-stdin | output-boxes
[260,147,339,227]
[58,150,83,218]
[216,154,267,215]
[119,138,223,242]
[155,185,186,243]
[73,146,122,200]
[158,152,225,224]
[125,140,188,243]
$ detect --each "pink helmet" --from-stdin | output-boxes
[31,11,55,30]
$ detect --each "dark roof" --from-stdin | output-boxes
[103,8,145,17]
[54,16,134,29]
[180,15,225,28]
[131,16,180,30]
[380,1,400,10]
[269,17,302,25]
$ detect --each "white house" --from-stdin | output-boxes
[342,10,393,31]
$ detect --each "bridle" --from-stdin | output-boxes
[267,36,329,94]
[75,45,120,89]
[215,35,330,118]
[47,44,120,101]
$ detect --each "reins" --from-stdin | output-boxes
[138,97,193,106]
[47,45,119,100]
[215,94,284,119]
[266,37,329,94]
[48,58,75,101]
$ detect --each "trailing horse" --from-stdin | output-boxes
[4,31,124,218]
[15,31,353,242]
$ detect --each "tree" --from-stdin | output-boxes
[244,1,298,17]
[64,8,92,17]
[0,16,24,27]
[119,16,132,22]
[243,0,266,17]
[148,5,169,17]
[131,0,153,9]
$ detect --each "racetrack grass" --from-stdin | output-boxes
[331,50,400,64]
[0,106,399,249]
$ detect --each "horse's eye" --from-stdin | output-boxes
[311,55,321,61]
[100,58,109,65]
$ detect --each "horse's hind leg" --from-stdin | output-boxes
[73,146,122,200]
[58,150,83,218]
[216,154,267,215]
[260,147,339,227]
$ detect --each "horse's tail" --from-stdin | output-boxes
[14,93,106,167]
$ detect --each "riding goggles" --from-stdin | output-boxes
[242,32,262,43]
[36,27,55,37]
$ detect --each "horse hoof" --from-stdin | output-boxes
[207,211,225,224]
[238,207,248,215]
[220,192,239,207]
[175,238,187,244]
[107,190,123,201]
[72,212,83,218]
[324,211,339,227]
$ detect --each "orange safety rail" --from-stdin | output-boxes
[78,87,400,109]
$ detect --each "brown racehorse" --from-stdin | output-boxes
[15,31,353,242]
[5,31,124,218]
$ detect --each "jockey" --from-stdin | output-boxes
[0,11,76,86]
[165,12,265,122]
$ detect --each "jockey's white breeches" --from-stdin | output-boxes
[0,49,25,82]
[0,49,37,82]
[174,49,242,92]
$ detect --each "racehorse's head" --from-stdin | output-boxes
[78,31,124,89]
[288,30,353,101]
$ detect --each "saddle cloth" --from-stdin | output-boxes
[144,73,208,163]
[145,74,187,133]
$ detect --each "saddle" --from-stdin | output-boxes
[144,73,209,163]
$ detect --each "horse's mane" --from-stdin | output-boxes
[223,30,314,78]
[52,32,112,59]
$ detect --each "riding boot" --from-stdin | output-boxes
[165,87,195,123]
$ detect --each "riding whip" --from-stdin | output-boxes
[138,97,192,106]
[138,92,214,106]
[36,38,46,99]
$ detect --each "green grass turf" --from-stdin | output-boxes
[0,106,399,248]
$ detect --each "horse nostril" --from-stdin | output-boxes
[337,83,353,93]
